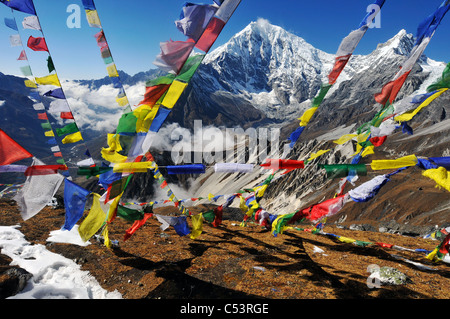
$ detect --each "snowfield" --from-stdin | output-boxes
[0,225,122,299]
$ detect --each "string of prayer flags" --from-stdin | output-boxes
[288,0,385,149]
[328,0,386,84]
[166,164,206,175]
[62,179,91,231]
[370,154,418,170]
[0,0,36,15]
[81,1,130,110]
[374,0,450,106]
[0,129,33,165]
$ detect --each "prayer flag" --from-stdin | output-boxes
[167,164,206,175]
[190,213,203,240]
[4,17,18,31]
[116,205,145,223]
[422,166,450,192]
[13,158,64,221]
[318,164,367,179]
[106,64,119,77]
[62,179,91,231]
[9,34,22,47]
[176,3,217,41]
[154,40,195,74]
[0,129,33,165]
[124,213,153,241]
[85,9,101,28]
[161,80,188,109]
[47,56,55,73]
[27,36,48,52]
[17,50,27,60]
[24,164,67,176]
[43,88,65,99]
[260,159,304,174]
[371,154,418,170]
[78,193,108,242]
[195,17,226,52]
[0,0,36,15]
[24,80,37,88]
[35,74,61,87]
[349,174,390,202]
[56,123,79,136]
[62,131,83,144]
[22,15,40,30]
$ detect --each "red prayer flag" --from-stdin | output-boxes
[24,164,67,176]
[260,159,305,174]
[195,17,226,52]
[139,84,170,106]
[0,129,33,165]
[328,54,351,85]
[369,136,387,147]
[212,205,223,227]
[374,71,410,105]
[124,213,153,241]
[27,36,49,52]
[60,112,74,119]
[53,152,63,157]
[37,113,48,120]
[17,50,27,60]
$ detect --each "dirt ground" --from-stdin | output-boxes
[0,198,449,301]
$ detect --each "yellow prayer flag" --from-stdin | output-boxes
[422,166,450,192]
[370,154,418,170]
[106,64,119,77]
[298,106,318,127]
[395,88,448,123]
[24,79,37,88]
[101,133,127,163]
[207,193,215,201]
[107,192,123,223]
[62,131,83,144]
[116,95,129,107]
[78,193,107,242]
[307,149,330,161]
[133,104,159,133]
[338,236,356,244]
[85,10,101,27]
[254,184,268,198]
[102,225,112,248]
[333,134,357,145]
[113,162,153,173]
[44,130,55,137]
[190,213,203,240]
[161,80,188,109]
[361,145,375,157]
[35,74,61,87]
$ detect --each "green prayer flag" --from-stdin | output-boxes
[176,54,205,83]
[55,122,79,136]
[117,205,145,222]
[47,56,55,73]
[318,164,367,179]
[20,65,32,76]
[41,122,52,130]
[311,84,332,108]
[77,166,112,178]
[202,210,216,223]
[427,62,450,91]
[146,74,176,87]
[116,112,137,135]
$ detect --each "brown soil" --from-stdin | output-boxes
[0,198,449,300]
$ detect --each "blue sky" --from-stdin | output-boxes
[0,0,449,81]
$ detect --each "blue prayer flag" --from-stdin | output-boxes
[62,179,91,231]
[0,0,36,15]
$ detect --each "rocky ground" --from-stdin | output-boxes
[0,198,449,301]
